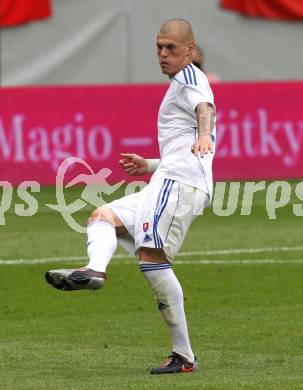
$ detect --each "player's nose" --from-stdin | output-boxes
[159,48,168,58]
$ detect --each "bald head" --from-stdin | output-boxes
[156,19,196,77]
[159,18,195,44]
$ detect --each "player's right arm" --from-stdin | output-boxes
[119,153,159,176]
[191,102,215,157]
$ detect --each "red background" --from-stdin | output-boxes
[0,0,52,27]
[221,0,303,20]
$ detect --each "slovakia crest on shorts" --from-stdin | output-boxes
[143,222,149,232]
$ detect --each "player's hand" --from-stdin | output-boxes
[191,135,214,157]
[119,153,148,176]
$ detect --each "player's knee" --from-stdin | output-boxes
[87,206,115,226]
[138,247,169,263]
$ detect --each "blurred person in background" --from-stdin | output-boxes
[192,45,221,83]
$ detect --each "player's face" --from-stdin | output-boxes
[157,33,193,77]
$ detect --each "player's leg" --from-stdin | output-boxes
[138,246,197,374]
[135,180,207,374]
[85,206,127,272]
[45,206,128,291]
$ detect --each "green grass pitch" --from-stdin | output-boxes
[0,183,302,389]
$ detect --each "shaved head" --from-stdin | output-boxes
[156,19,196,77]
[159,18,195,44]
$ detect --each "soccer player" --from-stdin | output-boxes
[46,18,216,375]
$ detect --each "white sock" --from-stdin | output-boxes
[86,220,117,273]
[140,262,194,363]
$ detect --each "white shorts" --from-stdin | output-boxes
[107,179,209,261]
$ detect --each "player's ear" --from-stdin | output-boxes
[187,41,195,57]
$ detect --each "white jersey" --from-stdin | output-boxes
[151,63,216,198]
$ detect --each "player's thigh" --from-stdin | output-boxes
[135,181,207,261]
[134,179,180,257]
[106,191,142,238]
[164,183,209,260]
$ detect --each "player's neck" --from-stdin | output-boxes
[168,61,192,79]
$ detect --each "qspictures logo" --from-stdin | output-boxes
[46,157,126,233]
[0,157,303,233]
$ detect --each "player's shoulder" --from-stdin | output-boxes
[174,63,207,87]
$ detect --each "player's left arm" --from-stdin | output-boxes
[191,102,215,157]
[119,153,160,175]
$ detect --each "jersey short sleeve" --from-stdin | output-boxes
[174,64,214,113]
